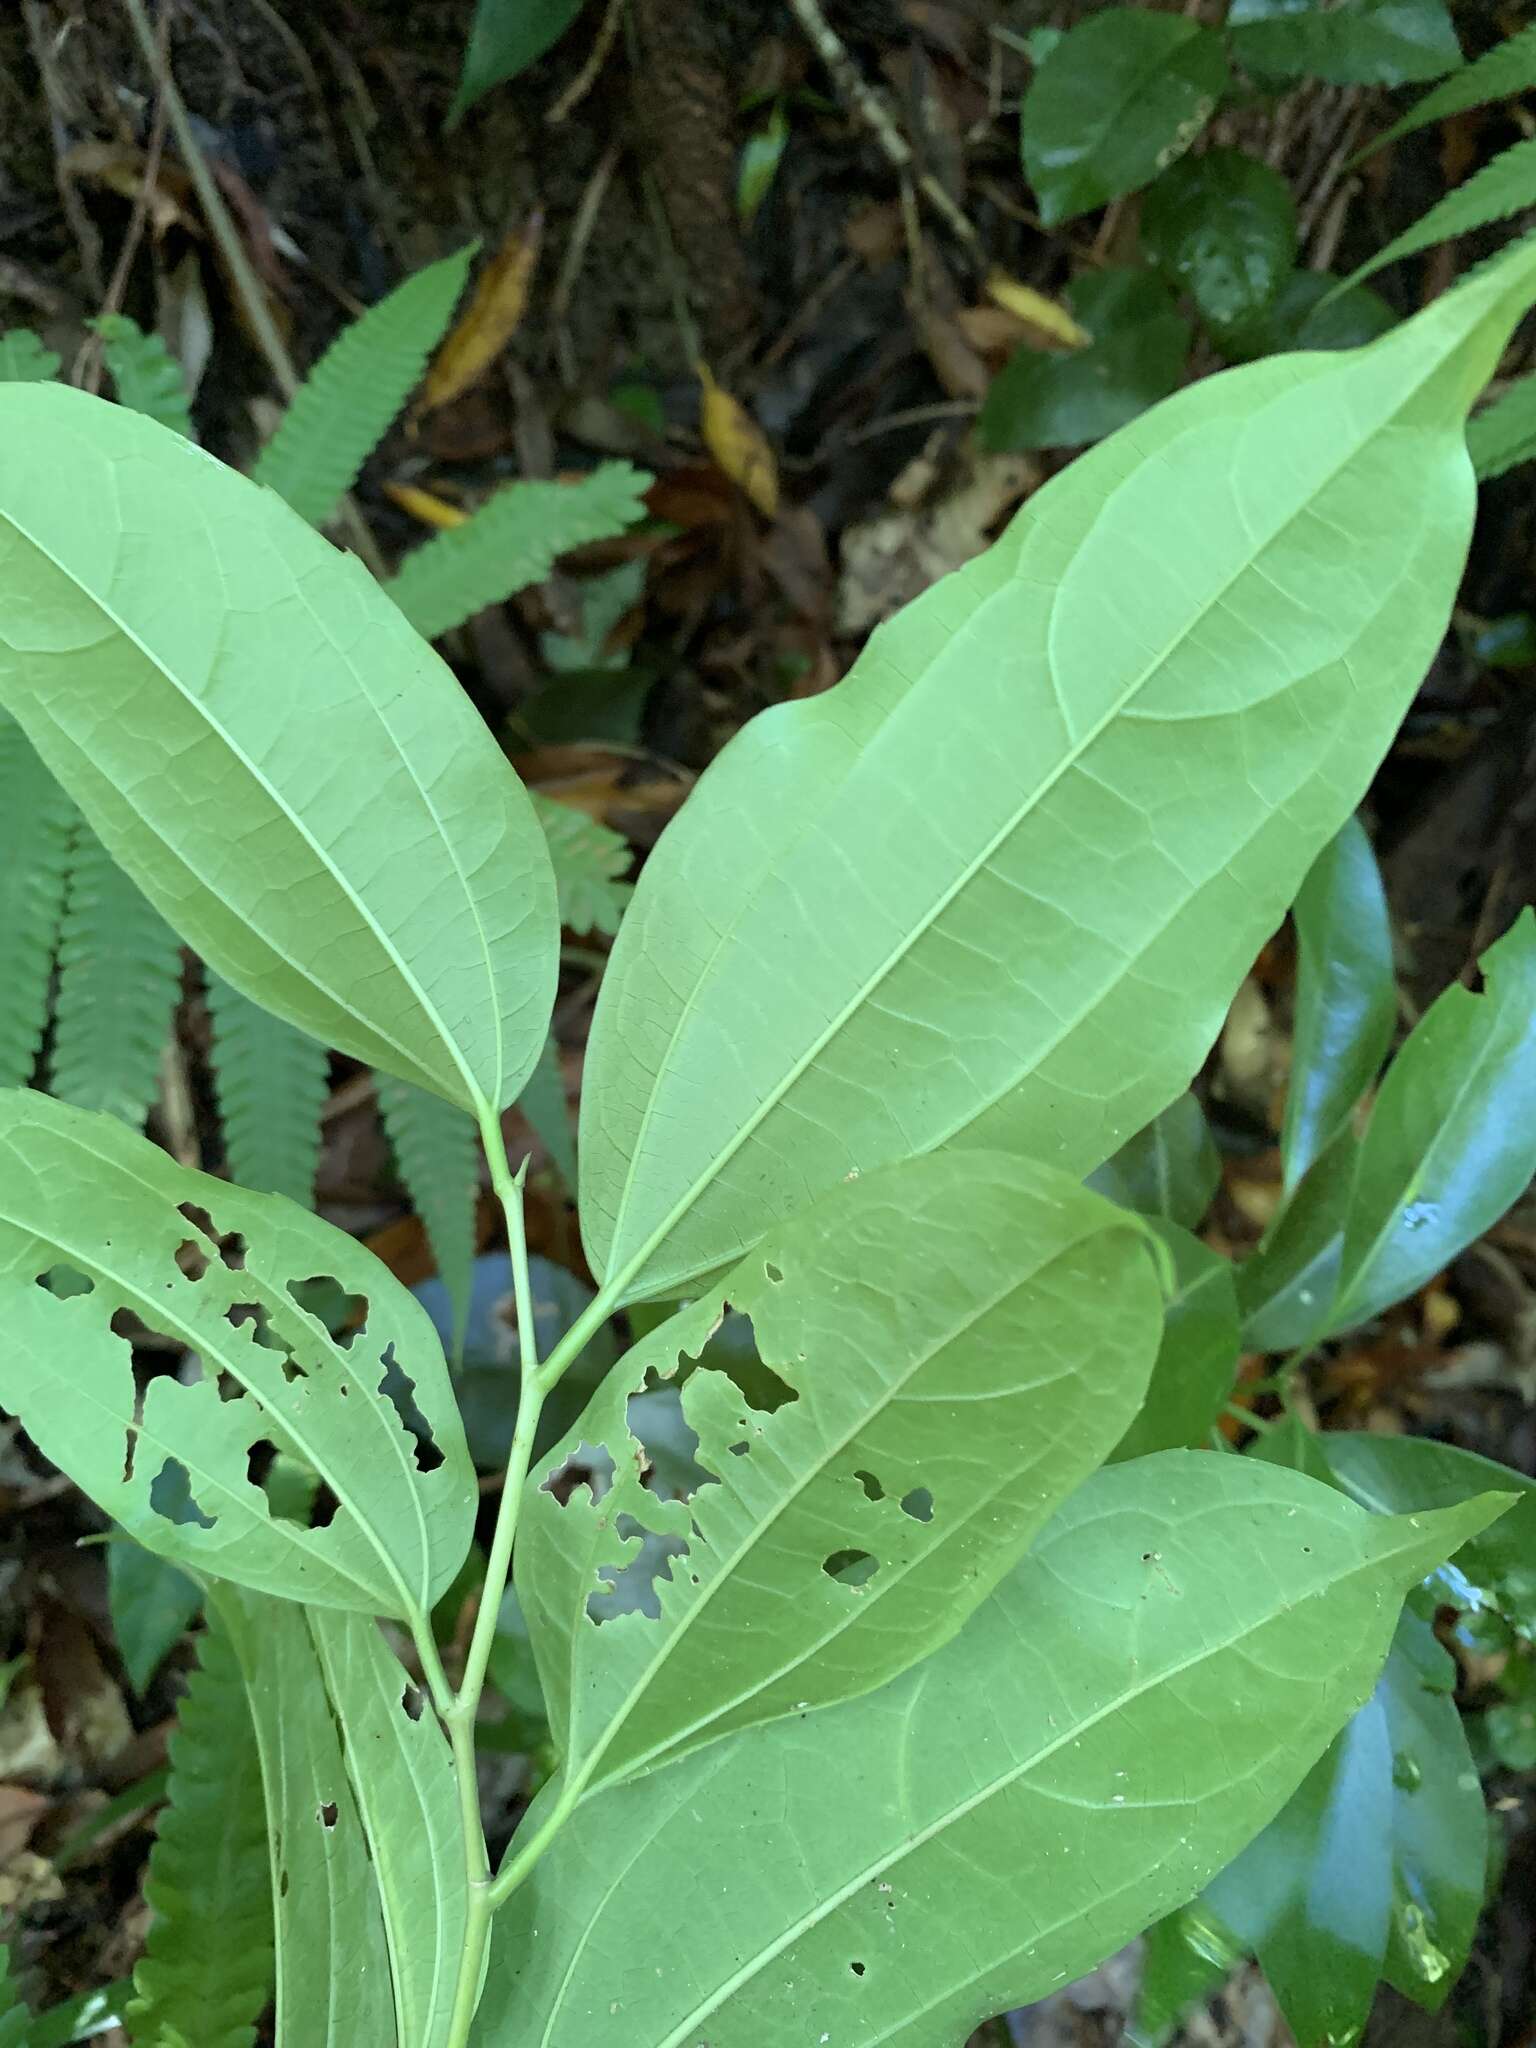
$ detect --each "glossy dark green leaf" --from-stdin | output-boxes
[1022,10,1228,225]
[1229,0,1462,86]
[518,1151,1161,1792]
[1207,1604,1483,2039]
[1110,1223,1239,1461]
[1142,148,1297,338]
[1332,908,1536,1331]
[1250,270,1399,355]
[980,268,1191,450]
[449,0,585,124]
[1283,814,1396,1193]
[581,241,1536,1306]
[1239,1127,1356,1349]
[0,1088,476,1622]
[481,1458,1503,2047]
[108,1539,202,1697]
[1087,1091,1219,1228]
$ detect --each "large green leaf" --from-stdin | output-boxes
[1229,0,1461,86]
[1207,1602,1483,2039]
[480,1457,1505,2047]
[307,1609,468,2047]
[1141,148,1298,341]
[0,1088,475,1622]
[517,1151,1161,1793]
[1021,11,1227,225]
[216,1589,397,2048]
[0,383,557,1116]
[126,1607,273,2048]
[1108,1222,1239,1461]
[579,239,1536,1306]
[1282,813,1396,1193]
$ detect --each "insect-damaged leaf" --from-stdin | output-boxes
[0,383,557,1116]
[0,1089,475,1623]
[517,1151,1161,1792]
[481,1458,1507,2048]
[579,235,1536,1306]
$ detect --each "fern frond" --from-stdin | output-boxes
[1344,138,1536,288]
[376,1074,476,1353]
[1362,24,1536,158]
[252,245,475,527]
[1469,369,1536,476]
[387,463,651,641]
[531,791,632,935]
[92,315,194,438]
[0,718,74,1088]
[207,973,328,1206]
[126,1612,273,2048]
[49,823,183,1126]
[0,329,60,382]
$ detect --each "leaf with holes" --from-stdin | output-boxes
[214,1588,397,2047]
[579,236,1536,1306]
[516,1151,1162,1794]
[0,1088,475,1622]
[482,1459,1507,2048]
[0,382,557,1117]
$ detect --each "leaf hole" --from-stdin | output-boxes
[727,1440,749,1457]
[850,1961,866,1978]
[853,1469,885,1502]
[376,1343,444,1473]
[401,1686,424,1723]
[318,1801,338,1829]
[541,1441,617,1507]
[697,1311,797,1414]
[764,1261,784,1284]
[279,1869,290,1898]
[822,1549,879,1587]
[310,1485,340,1530]
[587,1511,687,1623]
[899,1487,933,1523]
[149,1457,217,1530]
[286,1274,368,1343]
[174,1238,210,1282]
[36,1263,95,1297]
[177,1201,219,1242]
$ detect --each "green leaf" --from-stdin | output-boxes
[448,0,586,125]
[531,791,631,936]
[92,316,193,439]
[517,1151,1161,1793]
[1362,21,1536,157]
[0,383,558,1117]
[252,247,474,529]
[125,1608,272,2048]
[49,822,182,1127]
[1238,1126,1356,1350]
[206,973,328,1207]
[1230,0,1461,86]
[1468,369,1536,479]
[1242,270,1398,356]
[214,1588,396,2048]
[305,1607,469,2046]
[738,98,789,226]
[481,1457,1507,2047]
[0,1088,475,1622]
[1282,814,1396,1193]
[1330,908,1536,1332]
[980,267,1192,451]
[0,331,60,383]
[376,1074,476,1356]
[1312,1429,1536,1638]
[579,239,1536,1306]
[1021,10,1228,225]
[1342,142,1536,292]
[1109,1222,1239,1460]
[1207,1604,1484,2038]
[1141,148,1297,339]
[0,1947,24,2046]
[0,716,72,1088]
[108,1538,202,1696]
[516,1034,575,1188]
[386,463,650,644]
[1087,1091,1218,1228]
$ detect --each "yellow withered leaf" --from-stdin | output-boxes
[421,214,542,413]
[697,362,779,519]
[984,268,1090,350]
[383,482,468,530]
